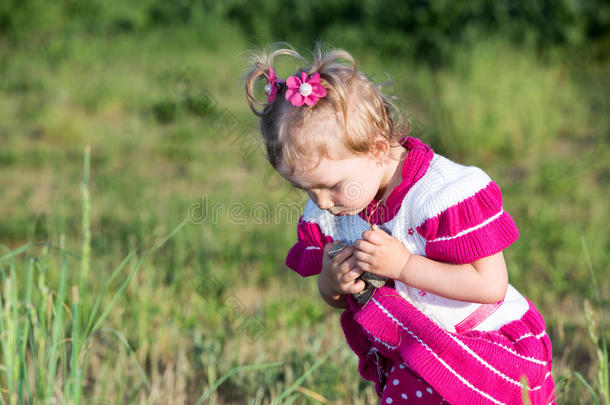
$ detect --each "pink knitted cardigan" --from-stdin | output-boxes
[285,137,556,404]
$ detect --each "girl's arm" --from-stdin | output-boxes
[353,226,508,304]
[398,251,508,304]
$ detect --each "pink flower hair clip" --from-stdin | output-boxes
[264,67,282,103]
[285,71,327,107]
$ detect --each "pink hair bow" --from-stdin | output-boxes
[285,72,327,106]
[264,67,281,103]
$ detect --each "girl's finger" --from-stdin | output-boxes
[338,257,357,275]
[354,250,373,264]
[371,224,392,239]
[354,239,376,254]
[361,229,385,245]
[323,242,334,255]
[341,267,364,284]
[346,279,365,294]
[333,245,355,264]
[356,261,371,272]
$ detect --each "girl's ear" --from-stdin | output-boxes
[369,137,390,162]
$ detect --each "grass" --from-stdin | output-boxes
[0,19,608,404]
[0,150,188,404]
[572,238,609,405]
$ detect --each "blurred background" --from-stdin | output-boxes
[1,1,609,404]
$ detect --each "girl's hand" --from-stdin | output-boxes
[317,242,365,308]
[354,225,412,280]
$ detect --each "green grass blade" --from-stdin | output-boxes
[195,361,284,405]
[84,248,137,337]
[88,256,144,336]
[79,147,91,305]
[282,394,299,405]
[147,219,189,253]
[46,250,68,400]
[88,219,187,335]
[601,343,610,405]
[0,265,10,390]
[582,237,609,405]
[97,327,150,389]
[32,259,48,399]
[574,371,600,405]
[64,147,91,404]
[17,259,35,402]
[581,237,600,303]
[0,244,30,265]
[68,286,83,403]
[271,344,340,405]
[8,261,22,405]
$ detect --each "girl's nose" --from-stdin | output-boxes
[312,191,333,210]
[317,198,334,210]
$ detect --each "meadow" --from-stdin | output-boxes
[0,6,609,405]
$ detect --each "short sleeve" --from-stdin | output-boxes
[416,181,519,264]
[285,216,334,277]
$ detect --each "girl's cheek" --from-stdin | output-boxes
[343,186,365,203]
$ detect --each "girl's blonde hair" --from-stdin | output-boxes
[244,42,410,171]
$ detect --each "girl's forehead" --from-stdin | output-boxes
[278,155,328,179]
[295,156,337,175]
[278,152,366,186]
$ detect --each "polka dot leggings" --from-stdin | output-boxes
[380,363,446,404]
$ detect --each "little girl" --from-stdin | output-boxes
[245,44,555,404]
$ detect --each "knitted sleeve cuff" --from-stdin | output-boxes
[417,181,519,264]
[285,217,333,277]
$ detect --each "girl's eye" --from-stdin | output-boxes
[330,182,341,190]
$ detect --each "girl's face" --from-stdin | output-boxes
[277,120,390,216]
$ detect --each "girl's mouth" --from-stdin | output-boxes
[331,206,366,216]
